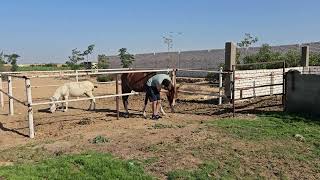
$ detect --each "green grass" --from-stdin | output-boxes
[0,152,153,180]
[89,135,110,144]
[208,113,320,143]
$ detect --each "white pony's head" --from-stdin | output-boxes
[49,97,57,113]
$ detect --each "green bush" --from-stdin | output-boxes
[205,72,219,84]
[96,75,113,82]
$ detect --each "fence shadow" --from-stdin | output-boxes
[0,122,28,137]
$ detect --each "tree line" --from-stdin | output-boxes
[236,33,320,69]
[0,45,136,72]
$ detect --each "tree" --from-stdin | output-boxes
[281,50,300,67]
[310,52,320,66]
[0,51,5,71]
[241,44,282,69]
[236,33,258,63]
[82,44,95,63]
[66,48,84,70]
[118,48,134,68]
[97,54,110,69]
[5,53,20,71]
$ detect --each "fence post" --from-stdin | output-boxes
[301,46,309,73]
[116,74,120,120]
[224,42,236,103]
[301,46,309,67]
[75,70,79,82]
[232,65,236,117]
[270,72,274,95]
[218,67,223,105]
[25,78,35,138]
[8,76,13,115]
[172,69,177,106]
[282,61,286,110]
[0,75,3,109]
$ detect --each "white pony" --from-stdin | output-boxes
[49,81,96,113]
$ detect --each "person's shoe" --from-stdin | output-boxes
[155,115,162,119]
[151,115,159,120]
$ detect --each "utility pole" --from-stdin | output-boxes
[162,32,182,68]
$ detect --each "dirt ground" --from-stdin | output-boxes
[1,76,313,179]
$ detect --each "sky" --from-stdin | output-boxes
[0,0,320,64]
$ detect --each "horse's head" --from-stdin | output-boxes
[165,83,178,113]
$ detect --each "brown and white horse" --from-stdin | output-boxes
[121,72,176,118]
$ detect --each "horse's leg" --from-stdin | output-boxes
[122,95,129,118]
[159,102,167,116]
[142,93,148,118]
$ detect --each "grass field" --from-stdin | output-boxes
[172,113,320,179]
[0,152,153,180]
[0,113,319,179]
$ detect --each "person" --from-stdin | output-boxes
[145,73,173,120]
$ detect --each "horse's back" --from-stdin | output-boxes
[121,72,156,92]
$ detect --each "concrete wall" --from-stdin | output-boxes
[106,42,320,71]
[285,71,320,116]
[108,49,225,70]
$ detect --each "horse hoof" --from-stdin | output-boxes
[124,114,129,118]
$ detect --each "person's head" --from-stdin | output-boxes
[162,79,172,90]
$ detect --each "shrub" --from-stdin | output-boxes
[205,72,219,84]
[96,75,113,82]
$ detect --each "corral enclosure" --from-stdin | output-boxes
[0,43,320,179]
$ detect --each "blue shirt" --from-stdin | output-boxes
[146,74,171,87]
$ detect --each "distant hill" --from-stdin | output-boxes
[108,42,320,70]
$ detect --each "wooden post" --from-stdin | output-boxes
[8,76,13,115]
[224,42,236,103]
[116,74,120,120]
[0,75,4,109]
[218,67,223,105]
[25,78,35,138]
[301,46,309,67]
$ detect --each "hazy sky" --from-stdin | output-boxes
[0,0,319,63]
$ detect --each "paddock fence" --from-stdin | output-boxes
[0,68,176,138]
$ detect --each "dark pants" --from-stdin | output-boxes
[145,85,160,102]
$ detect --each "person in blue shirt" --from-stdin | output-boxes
[145,74,172,120]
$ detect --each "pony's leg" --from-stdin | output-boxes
[61,97,65,111]
[142,94,148,118]
[86,92,96,110]
[64,96,69,112]
[122,96,129,118]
